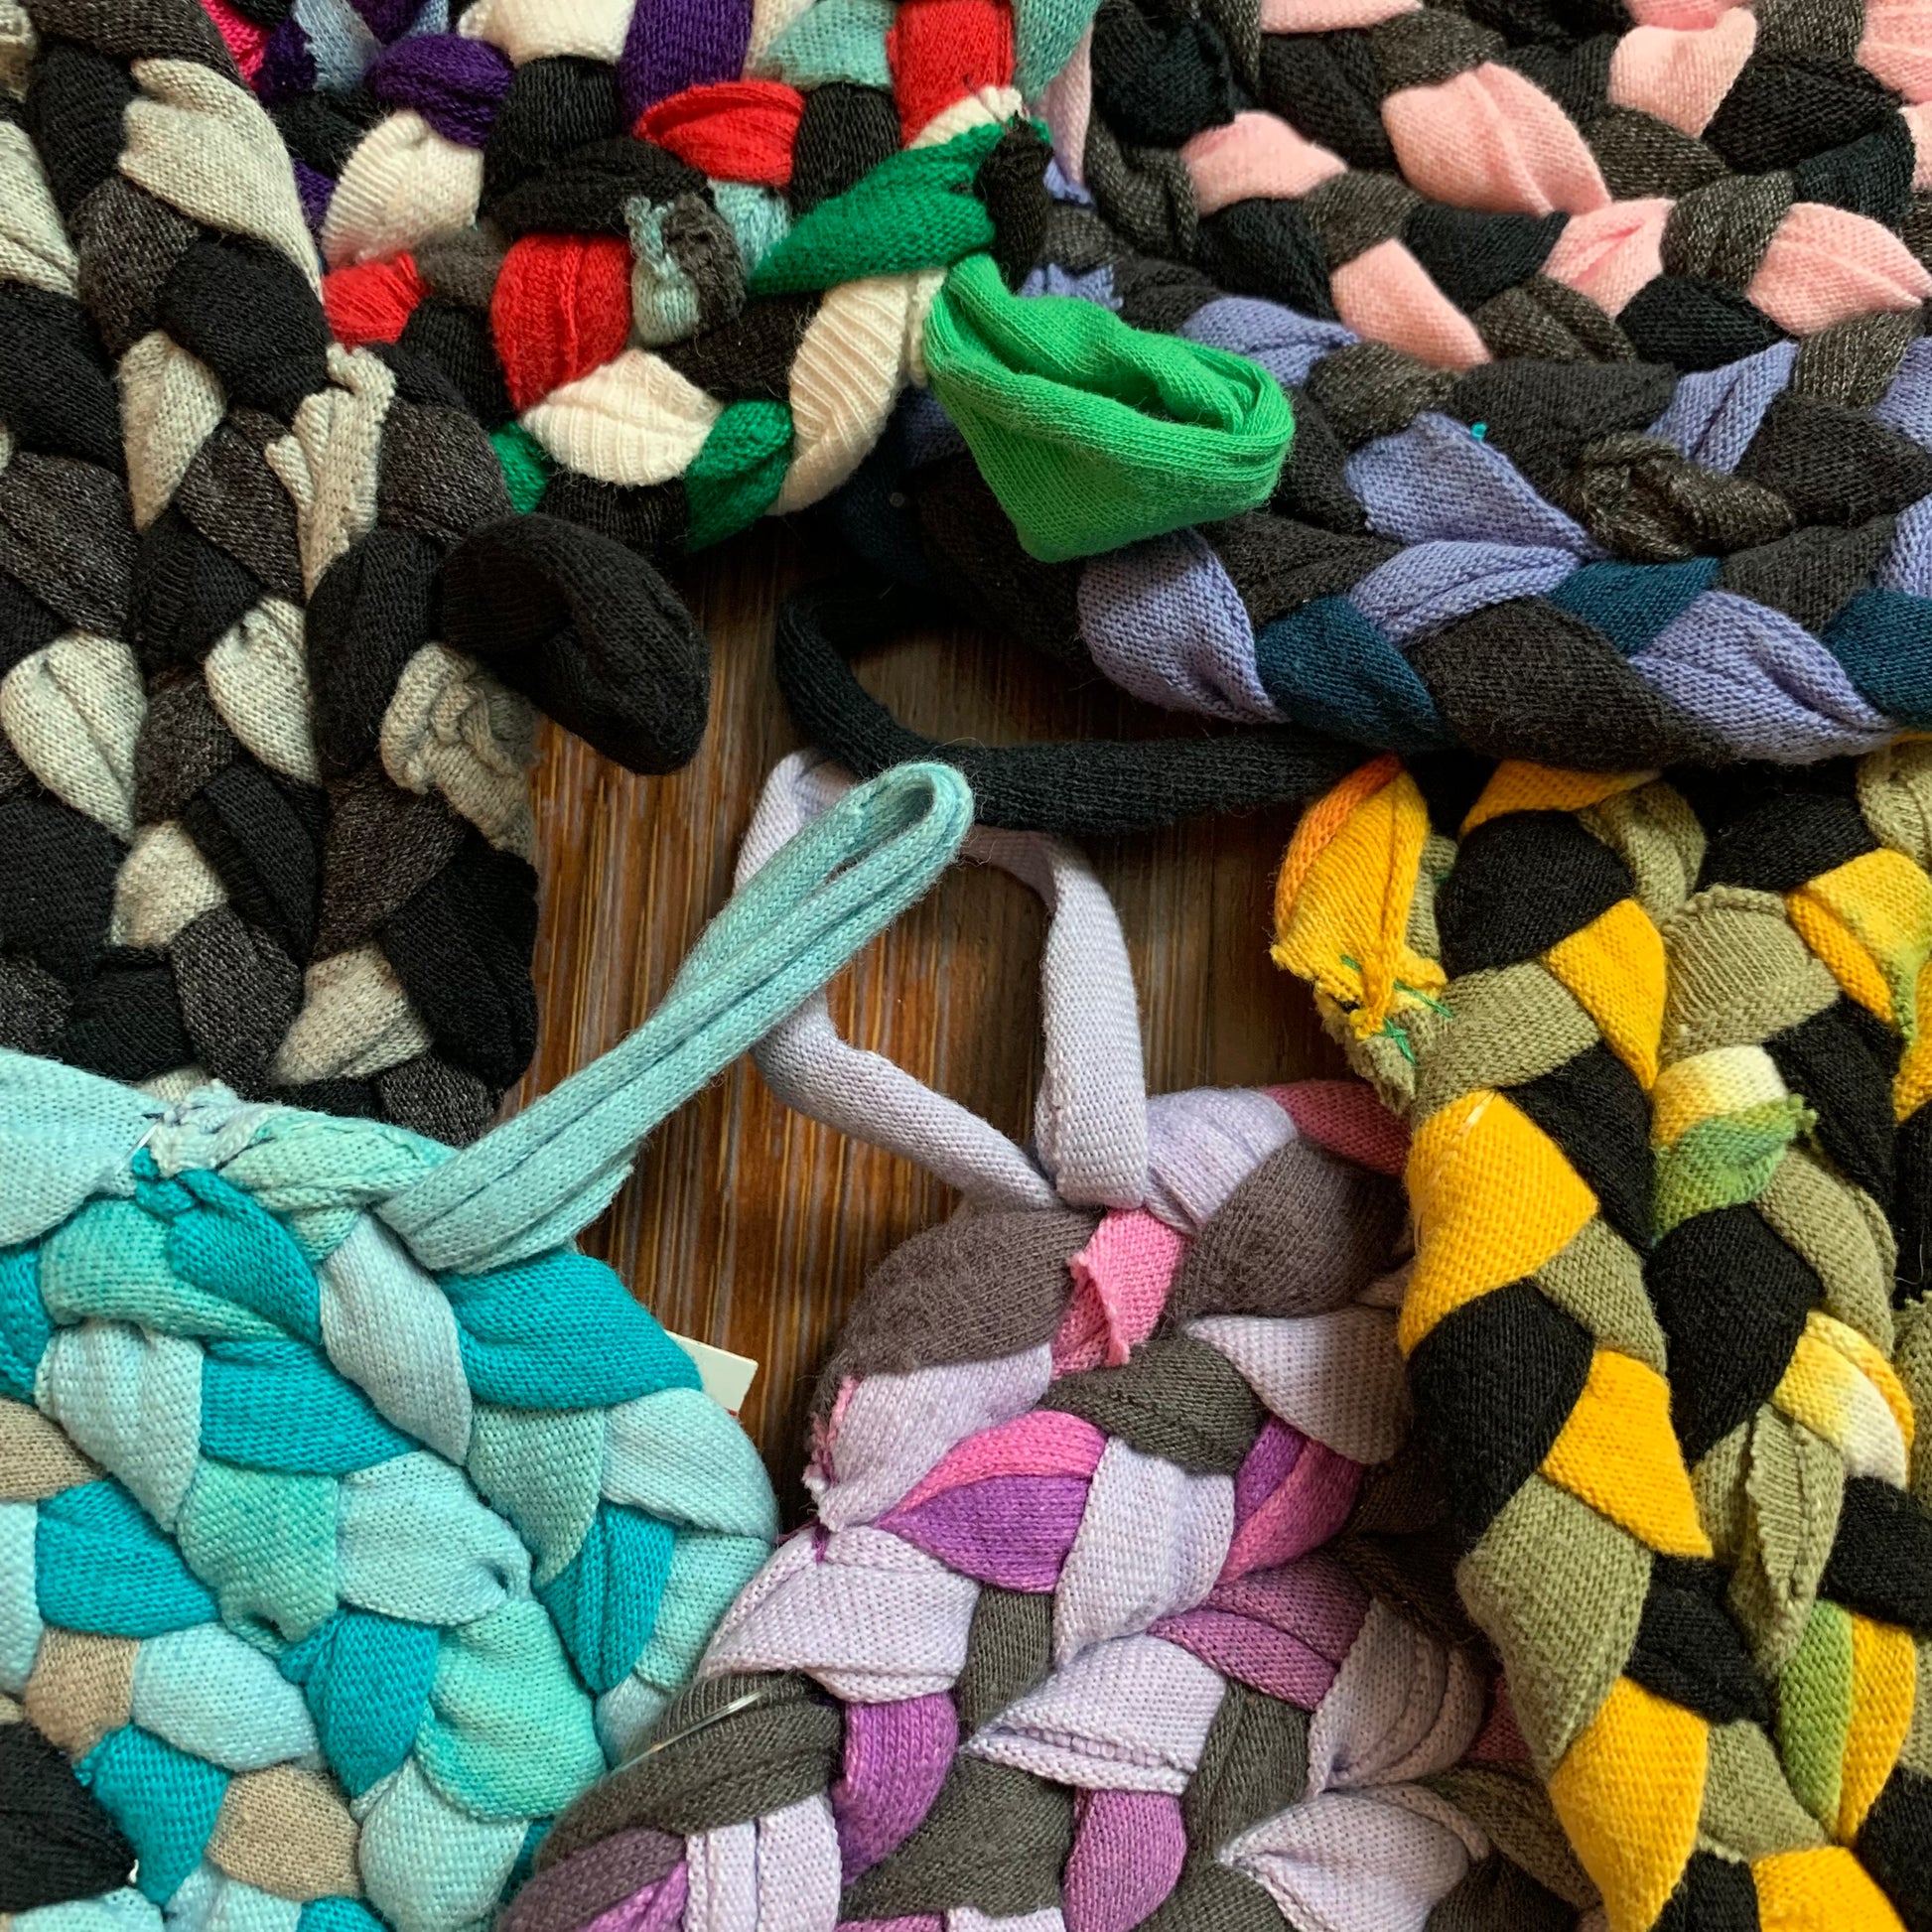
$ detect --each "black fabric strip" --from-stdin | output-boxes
[773,580,1364,835]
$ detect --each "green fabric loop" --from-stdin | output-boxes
[746,121,1006,297]
[922,252,1296,562]
[685,401,794,550]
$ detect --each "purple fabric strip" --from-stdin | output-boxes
[1063,1789,1187,1932]
[1874,336,1932,453]
[1182,295,1358,390]
[291,157,333,238]
[1632,589,1894,761]
[1022,261,1120,310]
[1349,540,1578,644]
[1150,1606,1340,1709]
[580,1865,688,1932]
[881,1474,1088,1590]
[1344,416,1594,554]
[831,1694,958,1881]
[1648,341,1797,472]
[349,0,425,46]
[500,1830,684,1932]
[368,33,514,145]
[621,0,754,120]
[1078,530,1281,721]
[1233,1416,1305,1530]
[256,17,317,105]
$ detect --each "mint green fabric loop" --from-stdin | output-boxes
[382,761,973,1276]
[923,251,1296,562]
[746,121,1006,298]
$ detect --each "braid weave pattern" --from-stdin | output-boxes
[844,187,1932,769]
[1272,754,1898,1930]
[7,0,710,1142]
[0,1062,777,1932]
[508,1073,1612,1932]
[1050,0,1932,375]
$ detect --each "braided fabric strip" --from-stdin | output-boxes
[1640,761,1932,1928]
[505,1075,1612,1932]
[5,0,709,1142]
[840,181,1932,770]
[1272,755,1898,1930]
[228,0,1295,563]
[259,0,1074,539]
[1048,0,1932,376]
[0,1062,779,1932]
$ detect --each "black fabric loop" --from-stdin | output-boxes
[774,580,1364,835]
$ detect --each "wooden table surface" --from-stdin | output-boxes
[511,525,1344,1505]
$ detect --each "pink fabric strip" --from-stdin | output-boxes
[1052,1208,1185,1373]
[1270,1082,1408,1175]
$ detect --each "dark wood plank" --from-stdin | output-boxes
[514,525,1343,1501]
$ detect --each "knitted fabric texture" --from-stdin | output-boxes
[242,0,1294,560]
[0,759,975,1932]
[836,176,1932,772]
[500,763,1596,1932]
[1045,0,1932,376]
[1271,751,1931,1930]
[2,0,711,1145]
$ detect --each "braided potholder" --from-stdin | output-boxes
[2,0,710,1142]
[1273,749,1932,1930]
[503,757,1600,1932]
[0,759,973,1932]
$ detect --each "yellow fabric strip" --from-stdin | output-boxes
[1841,1615,1917,1842]
[1401,1089,1597,1354]
[1547,1676,1705,1932]
[1540,1348,1713,1560]
[1545,897,1667,1090]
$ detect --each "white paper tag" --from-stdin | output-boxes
[668,1331,760,1417]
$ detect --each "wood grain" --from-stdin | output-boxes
[513,524,1344,1505]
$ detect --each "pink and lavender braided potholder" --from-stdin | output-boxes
[497,758,1597,1932]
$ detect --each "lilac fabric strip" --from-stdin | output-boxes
[1141,1089,1296,1233]
[1648,341,1797,472]
[1349,540,1579,644]
[1021,261,1121,309]
[621,0,754,120]
[1874,336,1932,451]
[369,34,515,146]
[1181,296,1358,390]
[1344,416,1595,554]
[1882,495,1932,596]
[1632,589,1895,760]
[1078,531,1282,722]
[831,1694,958,1880]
